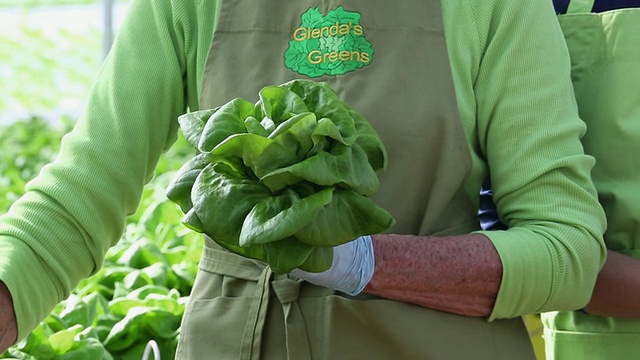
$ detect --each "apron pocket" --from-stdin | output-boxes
[301,294,534,360]
[177,296,256,359]
[176,243,268,359]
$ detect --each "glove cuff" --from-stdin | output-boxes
[342,235,375,296]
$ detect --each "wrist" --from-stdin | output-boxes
[290,235,375,296]
[345,235,375,295]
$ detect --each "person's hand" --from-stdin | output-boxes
[290,235,375,296]
[0,281,17,353]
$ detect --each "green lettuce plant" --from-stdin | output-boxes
[0,120,199,359]
[166,79,395,274]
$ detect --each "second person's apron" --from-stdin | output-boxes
[177,1,535,359]
[542,0,640,359]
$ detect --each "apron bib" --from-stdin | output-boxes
[177,1,534,359]
[542,1,640,359]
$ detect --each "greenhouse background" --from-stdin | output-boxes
[0,0,129,124]
[0,2,204,359]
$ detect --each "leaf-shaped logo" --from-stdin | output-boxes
[284,6,374,78]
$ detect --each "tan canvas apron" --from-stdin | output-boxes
[176,1,534,359]
[542,1,640,359]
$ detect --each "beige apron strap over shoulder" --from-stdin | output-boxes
[566,0,595,13]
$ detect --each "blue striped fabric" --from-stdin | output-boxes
[553,0,640,14]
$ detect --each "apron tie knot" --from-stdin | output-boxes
[272,276,312,360]
[271,278,301,304]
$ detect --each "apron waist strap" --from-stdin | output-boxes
[201,239,266,280]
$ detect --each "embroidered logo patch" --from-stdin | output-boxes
[284,6,373,78]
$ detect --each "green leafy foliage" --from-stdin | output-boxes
[0,13,102,122]
[0,118,200,359]
[0,116,73,210]
[166,79,395,274]
[0,1,104,7]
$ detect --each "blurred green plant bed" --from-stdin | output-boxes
[0,0,127,8]
[0,16,99,123]
[0,117,200,359]
[0,2,128,124]
[0,1,90,7]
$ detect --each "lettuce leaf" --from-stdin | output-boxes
[166,79,394,273]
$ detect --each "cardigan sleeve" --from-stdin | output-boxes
[0,0,194,339]
[444,0,607,319]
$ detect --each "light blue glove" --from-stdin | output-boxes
[290,235,375,296]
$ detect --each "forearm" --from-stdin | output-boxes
[584,250,640,318]
[0,281,17,353]
[363,233,502,317]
